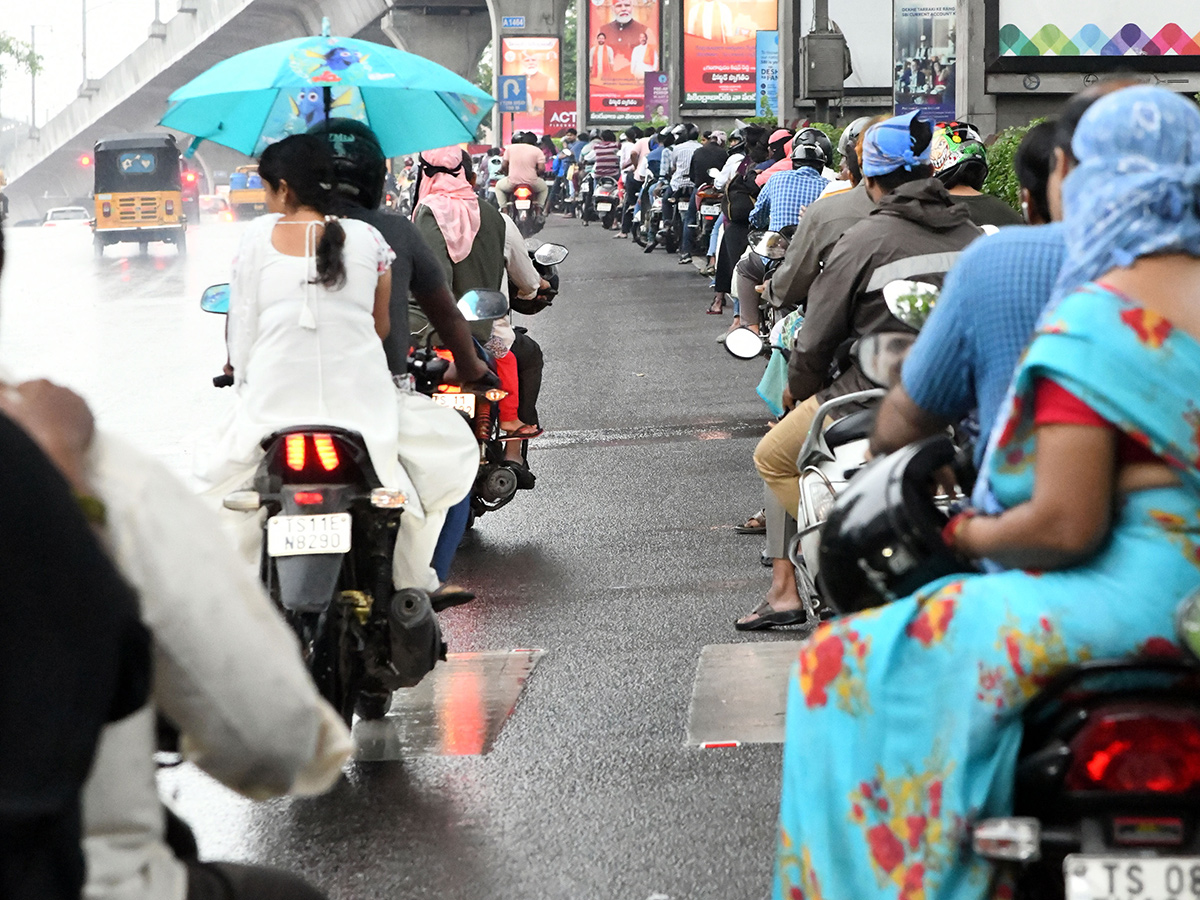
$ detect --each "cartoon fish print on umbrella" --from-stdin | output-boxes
[290,44,371,83]
[288,88,355,128]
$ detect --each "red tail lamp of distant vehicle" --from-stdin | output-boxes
[78,153,92,167]
[184,171,198,184]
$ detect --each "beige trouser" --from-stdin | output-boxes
[752,395,822,519]
[495,176,548,209]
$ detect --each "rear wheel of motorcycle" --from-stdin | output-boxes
[354,691,392,720]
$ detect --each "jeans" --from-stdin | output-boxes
[433,496,472,582]
[681,192,700,257]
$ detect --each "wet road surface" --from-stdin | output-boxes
[1,215,806,899]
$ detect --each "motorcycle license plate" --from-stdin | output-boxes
[596,202,612,211]
[433,391,476,416]
[1065,855,1200,900]
[515,199,532,210]
[581,183,591,193]
[677,201,689,211]
[652,199,662,210]
[267,513,352,557]
[701,203,721,215]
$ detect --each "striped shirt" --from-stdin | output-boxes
[591,140,620,178]
[901,222,1066,465]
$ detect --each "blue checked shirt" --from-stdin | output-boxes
[901,222,1067,466]
[748,168,829,232]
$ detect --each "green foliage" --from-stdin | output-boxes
[983,118,1045,212]
[474,43,493,96]
[561,6,577,101]
[0,31,42,90]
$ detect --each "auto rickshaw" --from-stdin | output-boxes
[228,165,267,220]
[92,133,187,256]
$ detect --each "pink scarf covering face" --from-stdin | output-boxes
[415,146,480,264]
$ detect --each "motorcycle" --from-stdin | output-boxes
[818,435,1200,900]
[507,185,545,239]
[693,181,724,251]
[632,176,669,251]
[590,175,620,230]
[198,283,465,725]
[658,183,693,255]
[747,230,791,331]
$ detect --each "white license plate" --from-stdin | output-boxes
[1065,855,1200,900]
[701,203,721,215]
[652,200,662,210]
[678,201,689,210]
[267,513,352,557]
[433,391,476,416]
[596,202,612,211]
[581,183,591,193]
[515,199,531,210]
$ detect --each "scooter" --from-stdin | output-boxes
[199,283,457,725]
[591,175,620,230]
[507,186,545,238]
[693,181,724,251]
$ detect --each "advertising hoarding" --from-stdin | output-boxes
[500,37,560,142]
[644,72,670,119]
[755,30,779,116]
[893,0,956,122]
[681,0,778,107]
[543,100,578,136]
[587,0,663,122]
[997,0,1200,62]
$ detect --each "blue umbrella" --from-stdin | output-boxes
[160,18,494,158]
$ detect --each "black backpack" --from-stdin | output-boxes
[725,161,763,225]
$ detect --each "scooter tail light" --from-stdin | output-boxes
[1065,706,1200,793]
[971,818,1041,862]
[312,433,340,471]
[285,433,306,471]
[515,186,532,199]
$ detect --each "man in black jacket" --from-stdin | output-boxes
[737,112,983,631]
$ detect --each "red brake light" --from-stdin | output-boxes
[285,434,306,471]
[293,491,324,505]
[515,186,532,198]
[185,172,197,183]
[1066,705,1200,793]
[312,433,339,471]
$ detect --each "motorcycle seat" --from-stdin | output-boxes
[824,409,877,450]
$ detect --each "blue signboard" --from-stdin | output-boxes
[497,75,528,113]
[501,15,526,28]
[756,31,780,118]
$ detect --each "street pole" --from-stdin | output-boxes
[31,26,37,128]
[82,0,88,87]
[813,0,829,123]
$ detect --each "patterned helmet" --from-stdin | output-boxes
[930,121,989,188]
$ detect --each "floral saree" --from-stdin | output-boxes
[774,284,1200,900]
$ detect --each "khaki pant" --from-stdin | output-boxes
[753,395,822,519]
[495,177,548,210]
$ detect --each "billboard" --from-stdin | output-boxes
[543,100,578,136]
[755,30,779,116]
[893,0,956,122]
[587,0,663,122]
[500,37,560,142]
[645,72,670,119]
[681,0,778,107]
[998,0,1200,60]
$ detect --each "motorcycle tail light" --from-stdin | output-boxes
[285,433,306,471]
[434,348,455,361]
[1065,704,1200,793]
[293,491,324,505]
[102,202,111,217]
[165,199,175,215]
[515,186,532,199]
[312,433,339,471]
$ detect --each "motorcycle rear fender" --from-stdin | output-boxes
[271,485,355,614]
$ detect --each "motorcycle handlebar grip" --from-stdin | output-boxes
[213,374,235,388]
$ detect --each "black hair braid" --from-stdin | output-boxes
[258,134,347,289]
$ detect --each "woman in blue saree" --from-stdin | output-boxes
[775,86,1200,900]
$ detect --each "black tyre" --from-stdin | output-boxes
[176,232,187,256]
[354,691,392,720]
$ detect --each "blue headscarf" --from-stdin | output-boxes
[861,111,931,177]
[1056,86,1200,296]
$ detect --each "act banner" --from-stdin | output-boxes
[543,100,579,136]
[755,30,779,117]
[500,37,560,142]
[682,0,778,107]
[893,0,956,122]
[587,0,662,122]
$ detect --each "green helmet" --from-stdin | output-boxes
[930,121,989,190]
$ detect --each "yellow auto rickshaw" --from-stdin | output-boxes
[228,165,268,220]
[92,133,187,256]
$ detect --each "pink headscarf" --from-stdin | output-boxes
[415,146,480,264]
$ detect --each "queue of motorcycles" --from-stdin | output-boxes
[196,239,567,727]
[725,279,1200,900]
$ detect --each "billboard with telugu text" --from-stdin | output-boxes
[500,37,560,142]
[682,0,778,107]
[587,0,662,122]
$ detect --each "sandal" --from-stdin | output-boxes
[735,509,766,534]
[500,424,544,441]
[735,599,807,631]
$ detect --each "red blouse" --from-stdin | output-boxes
[1033,378,1160,465]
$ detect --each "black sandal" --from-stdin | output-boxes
[735,600,806,631]
[735,509,766,534]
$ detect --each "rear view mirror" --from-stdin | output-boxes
[855,332,917,387]
[1177,591,1200,663]
[457,289,510,322]
[881,280,940,330]
[723,327,765,360]
[752,231,789,260]
[200,283,230,314]
[533,243,569,266]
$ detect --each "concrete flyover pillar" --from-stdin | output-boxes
[380,4,494,82]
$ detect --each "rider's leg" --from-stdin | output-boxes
[532,178,549,211]
[763,493,801,611]
[680,194,699,261]
[734,251,766,333]
[752,395,822,519]
[511,332,543,429]
[392,509,446,593]
[494,177,513,208]
[432,496,471,582]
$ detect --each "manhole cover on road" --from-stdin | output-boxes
[352,649,544,759]
[685,643,799,746]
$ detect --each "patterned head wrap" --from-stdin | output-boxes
[1057,85,1200,295]
[861,111,931,177]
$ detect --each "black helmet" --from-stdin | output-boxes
[817,435,977,614]
[310,119,386,210]
[728,127,747,153]
[791,127,833,171]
